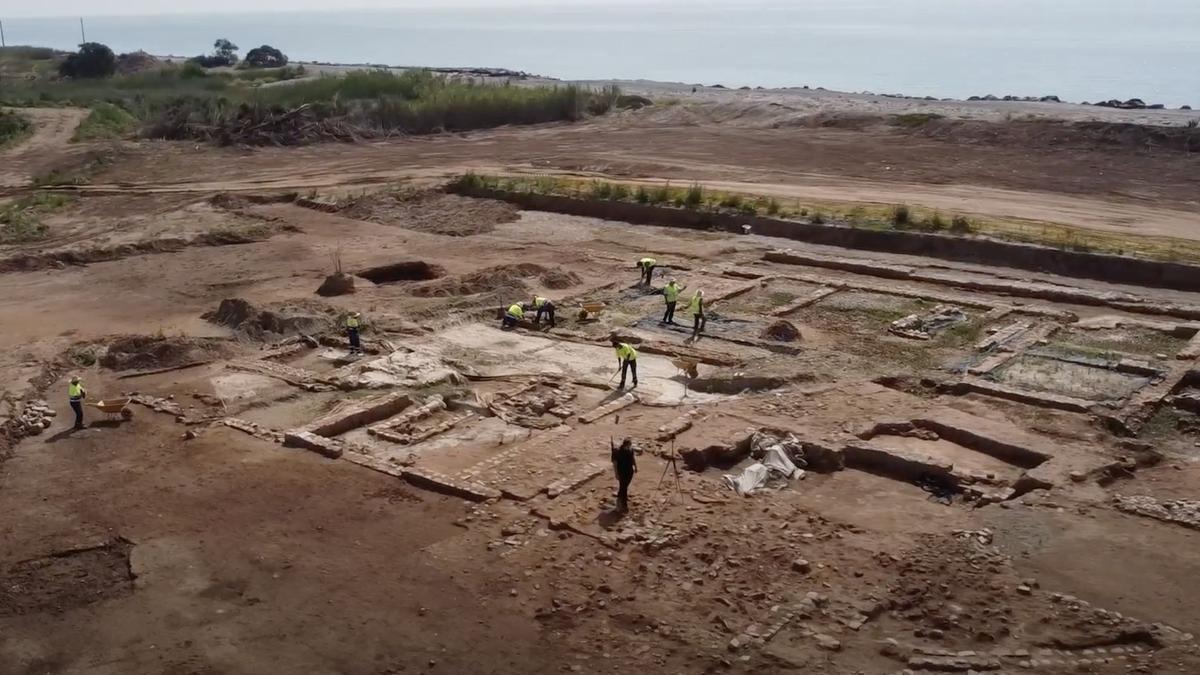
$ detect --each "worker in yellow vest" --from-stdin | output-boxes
[532,296,556,327]
[636,257,657,286]
[68,376,87,430]
[686,290,706,340]
[502,302,525,329]
[661,279,685,324]
[346,312,362,355]
[610,337,639,390]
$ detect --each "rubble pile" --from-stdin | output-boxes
[15,400,56,436]
[890,304,968,340]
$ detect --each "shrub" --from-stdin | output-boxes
[738,202,757,215]
[611,183,631,201]
[684,183,704,209]
[811,211,825,224]
[72,102,138,141]
[59,42,116,79]
[0,110,32,146]
[180,61,207,79]
[926,212,947,230]
[590,181,613,199]
[766,198,781,216]
[950,215,974,234]
[719,193,743,209]
[650,184,671,204]
[245,45,288,68]
[892,204,910,226]
[634,186,650,203]
[892,112,944,128]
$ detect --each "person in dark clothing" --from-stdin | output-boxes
[532,296,556,327]
[611,438,637,512]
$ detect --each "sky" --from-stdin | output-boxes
[3,0,689,19]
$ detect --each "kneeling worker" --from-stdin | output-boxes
[532,296,556,327]
[68,376,86,430]
[636,257,657,286]
[611,337,638,389]
[502,302,526,329]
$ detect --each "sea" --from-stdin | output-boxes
[3,0,1198,108]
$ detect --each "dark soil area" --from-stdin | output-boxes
[98,335,230,371]
[0,539,134,617]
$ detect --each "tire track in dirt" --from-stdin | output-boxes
[0,107,90,187]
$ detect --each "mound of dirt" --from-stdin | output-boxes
[316,272,356,296]
[98,335,230,371]
[409,264,580,298]
[203,298,335,339]
[338,192,519,237]
[115,51,161,74]
[762,319,802,342]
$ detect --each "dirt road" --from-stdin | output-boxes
[0,107,88,187]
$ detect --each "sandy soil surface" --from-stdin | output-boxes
[0,107,89,188]
[3,97,1200,674]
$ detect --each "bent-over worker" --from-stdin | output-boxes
[346,312,362,355]
[68,376,86,430]
[532,296,556,327]
[612,437,637,512]
[611,337,638,390]
[662,279,685,324]
[636,257,657,286]
[502,302,525,329]
[687,290,706,340]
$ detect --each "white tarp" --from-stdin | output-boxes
[722,445,804,496]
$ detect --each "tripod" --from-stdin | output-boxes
[656,440,684,515]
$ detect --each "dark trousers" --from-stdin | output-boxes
[619,359,638,388]
[536,304,555,326]
[663,301,677,323]
[692,313,706,337]
[502,315,518,329]
[348,328,361,352]
[642,266,655,286]
[70,400,84,429]
[616,471,633,510]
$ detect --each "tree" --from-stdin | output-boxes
[213,38,238,65]
[59,42,116,79]
[244,45,288,68]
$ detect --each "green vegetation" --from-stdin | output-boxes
[72,103,138,141]
[244,45,288,68]
[60,42,116,79]
[2,51,621,145]
[0,110,32,148]
[0,193,74,244]
[892,204,910,226]
[684,183,704,209]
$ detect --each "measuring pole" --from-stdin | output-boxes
[79,17,86,43]
[1,20,7,48]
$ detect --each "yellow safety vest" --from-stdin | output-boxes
[533,297,548,308]
[687,293,703,315]
[507,304,525,319]
[639,258,657,268]
[663,284,681,303]
[615,343,638,362]
[69,383,85,400]
[346,316,360,329]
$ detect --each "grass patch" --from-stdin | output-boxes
[0,192,74,244]
[0,109,32,148]
[72,103,138,141]
[1058,327,1187,357]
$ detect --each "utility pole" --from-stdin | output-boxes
[1,19,7,48]
[80,17,86,44]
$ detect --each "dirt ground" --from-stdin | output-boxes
[3,98,1200,674]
